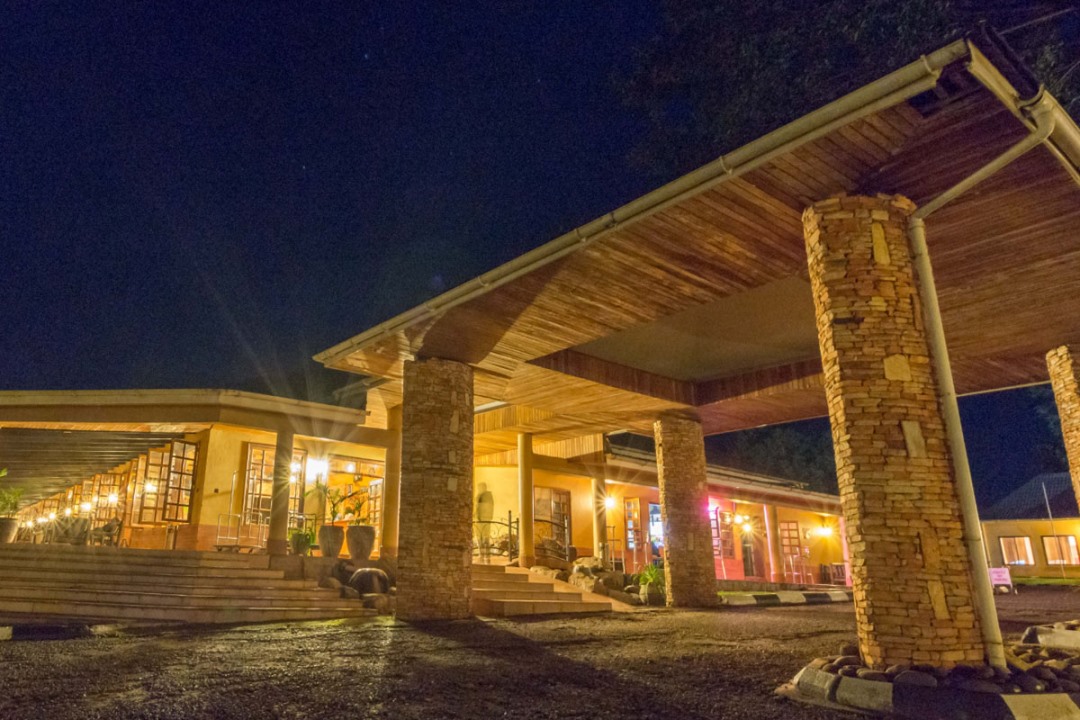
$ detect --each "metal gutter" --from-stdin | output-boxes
[315,41,971,370]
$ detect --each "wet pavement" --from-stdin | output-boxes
[1,587,1079,719]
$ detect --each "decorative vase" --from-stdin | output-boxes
[318,525,345,559]
[346,525,376,561]
[0,518,17,544]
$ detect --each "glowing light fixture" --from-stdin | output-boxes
[36,517,47,525]
[80,502,92,512]
[817,525,834,538]
[144,481,158,494]
[107,493,119,505]
[307,458,328,479]
[64,508,72,517]
[741,522,752,533]
[345,462,356,474]
[604,496,616,510]
[290,461,302,474]
[48,512,56,521]
[734,514,746,524]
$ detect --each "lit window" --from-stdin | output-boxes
[1043,536,1080,566]
[1000,536,1034,566]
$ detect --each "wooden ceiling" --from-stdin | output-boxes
[324,52,1080,453]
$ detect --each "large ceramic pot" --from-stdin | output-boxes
[346,525,376,561]
[318,525,345,559]
[0,518,19,544]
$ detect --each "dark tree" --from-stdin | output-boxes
[708,419,838,494]
[621,0,1080,177]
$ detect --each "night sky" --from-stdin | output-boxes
[0,4,1067,505]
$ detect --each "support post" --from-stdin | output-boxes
[517,432,535,569]
[592,476,607,562]
[380,405,403,560]
[396,358,474,621]
[267,426,294,557]
[763,503,782,584]
[653,414,719,607]
[805,194,988,668]
[1047,346,1080,507]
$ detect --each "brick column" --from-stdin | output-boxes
[653,414,719,608]
[380,405,402,560]
[266,427,294,556]
[396,358,474,621]
[1047,346,1080,506]
[805,194,984,668]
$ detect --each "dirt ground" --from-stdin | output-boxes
[1,587,1079,720]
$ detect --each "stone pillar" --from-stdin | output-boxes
[839,515,853,587]
[396,358,474,621]
[267,426,294,556]
[805,194,984,668]
[653,414,719,608]
[380,405,403,560]
[517,433,535,569]
[1047,346,1080,506]
[592,476,608,561]
[763,503,783,583]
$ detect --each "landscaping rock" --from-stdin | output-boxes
[838,642,860,657]
[606,589,640,606]
[318,576,342,591]
[855,668,889,682]
[362,593,390,613]
[893,670,938,688]
[340,586,360,600]
[569,574,608,596]
[834,655,862,668]
[955,679,1003,694]
[348,567,390,595]
[1014,673,1046,693]
[599,572,626,591]
[884,664,909,678]
[573,556,605,572]
[837,665,859,677]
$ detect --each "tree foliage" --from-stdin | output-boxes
[621,1,1080,177]
[708,420,838,494]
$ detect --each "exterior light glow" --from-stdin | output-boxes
[48,512,56,521]
[307,459,328,479]
[817,525,834,537]
[290,461,302,474]
[741,522,752,533]
[604,496,615,510]
[345,462,356,474]
[734,514,745,524]
[80,502,92,512]
[36,517,47,525]
[107,493,119,505]
[64,508,72,517]
[144,481,158,493]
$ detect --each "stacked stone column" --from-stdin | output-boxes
[1047,346,1080,506]
[396,358,474,621]
[266,426,294,556]
[805,194,984,668]
[653,414,719,608]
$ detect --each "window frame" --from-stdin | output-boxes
[999,536,1035,566]
[1042,535,1080,566]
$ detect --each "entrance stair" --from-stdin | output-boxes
[471,564,613,617]
[0,544,375,624]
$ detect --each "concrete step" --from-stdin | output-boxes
[472,598,612,617]
[470,579,556,592]
[0,577,320,596]
[0,597,378,624]
[0,585,351,609]
[0,557,284,579]
[0,568,309,590]
[0,545,270,569]
[471,588,583,601]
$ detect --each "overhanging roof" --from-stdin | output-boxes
[316,39,1080,445]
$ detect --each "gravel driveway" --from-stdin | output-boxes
[2,587,1078,720]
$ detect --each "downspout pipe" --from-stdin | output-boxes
[906,101,1056,669]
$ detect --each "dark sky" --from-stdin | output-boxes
[0,4,1068,502]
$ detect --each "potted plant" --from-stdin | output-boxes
[290,528,314,556]
[307,481,355,559]
[637,564,666,606]
[0,473,23,544]
[344,495,376,561]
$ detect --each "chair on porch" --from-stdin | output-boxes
[90,517,123,546]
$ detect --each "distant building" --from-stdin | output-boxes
[981,473,1080,577]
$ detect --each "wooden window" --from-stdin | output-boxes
[94,472,126,524]
[1043,535,1080,566]
[711,510,735,559]
[123,456,146,527]
[162,440,198,523]
[138,448,170,525]
[244,444,306,525]
[1000,536,1034,565]
[780,521,802,559]
[534,486,571,550]
[368,480,382,545]
[625,498,641,551]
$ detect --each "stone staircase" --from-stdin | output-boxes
[471,564,614,617]
[0,544,375,624]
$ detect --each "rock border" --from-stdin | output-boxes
[720,589,853,606]
[782,665,1080,719]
